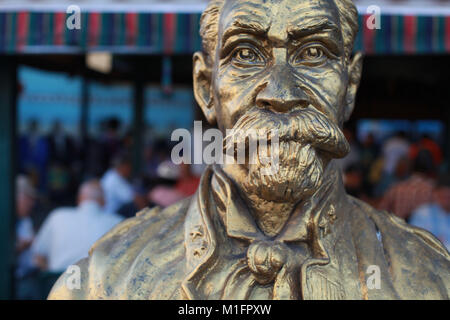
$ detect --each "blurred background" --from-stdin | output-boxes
[0,0,450,299]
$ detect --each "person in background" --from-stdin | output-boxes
[47,121,78,205]
[343,164,365,199]
[409,134,443,168]
[409,174,450,251]
[101,153,134,214]
[359,133,379,197]
[175,163,201,197]
[15,175,39,299]
[378,149,436,221]
[99,118,123,173]
[83,123,107,178]
[47,121,77,167]
[18,119,50,192]
[117,179,155,219]
[149,160,184,208]
[381,131,410,176]
[336,126,361,172]
[360,133,379,166]
[144,139,171,179]
[32,180,123,272]
[373,155,411,198]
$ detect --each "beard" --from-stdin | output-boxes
[223,106,349,203]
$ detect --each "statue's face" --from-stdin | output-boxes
[214,0,346,130]
[194,0,362,202]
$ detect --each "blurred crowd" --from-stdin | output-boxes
[13,117,450,299]
[14,117,201,299]
[338,127,450,252]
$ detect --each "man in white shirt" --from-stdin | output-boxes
[32,180,123,272]
[15,175,38,279]
[410,174,450,251]
[100,153,134,214]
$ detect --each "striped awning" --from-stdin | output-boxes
[0,11,203,54]
[0,3,449,55]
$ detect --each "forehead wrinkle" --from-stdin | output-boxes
[221,16,270,47]
[221,0,269,27]
[265,0,341,45]
[224,0,268,13]
[287,18,340,38]
[288,6,340,28]
[282,0,341,31]
[288,0,339,15]
[220,0,271,41]
[287,1,339,27]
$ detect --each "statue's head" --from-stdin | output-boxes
[193,0,363,203]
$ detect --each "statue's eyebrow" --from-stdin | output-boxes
[221,19,269,47]
[287,19,340,39]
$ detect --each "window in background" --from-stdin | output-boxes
[18,66,81,135]
[88,81,133,137]
[144,85,195,137]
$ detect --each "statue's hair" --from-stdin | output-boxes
[200,0,359,64]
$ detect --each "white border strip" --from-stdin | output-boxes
[356,4,450,16]
[0,3,449,15]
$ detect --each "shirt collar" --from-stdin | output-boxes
[78,200,102,213]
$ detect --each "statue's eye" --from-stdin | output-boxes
[302,47,323,60]
[232,47,264,66]
[294,44,328,66]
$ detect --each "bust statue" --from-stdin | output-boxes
[49,0,449,300]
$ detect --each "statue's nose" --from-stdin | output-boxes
[256,69,310,113]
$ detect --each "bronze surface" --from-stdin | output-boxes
[49,0,450,300]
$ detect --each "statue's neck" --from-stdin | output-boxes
[243,192,297,237]
[221,161,340,238]
[221,163,302,237]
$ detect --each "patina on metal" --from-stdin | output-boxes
[49,0,450,300]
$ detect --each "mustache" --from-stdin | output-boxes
[223,106,350,159]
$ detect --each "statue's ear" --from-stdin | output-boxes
[193,52,216,124]
[343,52,363,122]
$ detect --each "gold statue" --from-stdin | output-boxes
[49,0,450,300]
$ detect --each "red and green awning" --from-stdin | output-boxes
[0,11,449,55]
[356,14,450,54]
[0,12,203,54]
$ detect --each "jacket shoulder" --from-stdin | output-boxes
[349,196,450,299]
[352,197,449,259]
